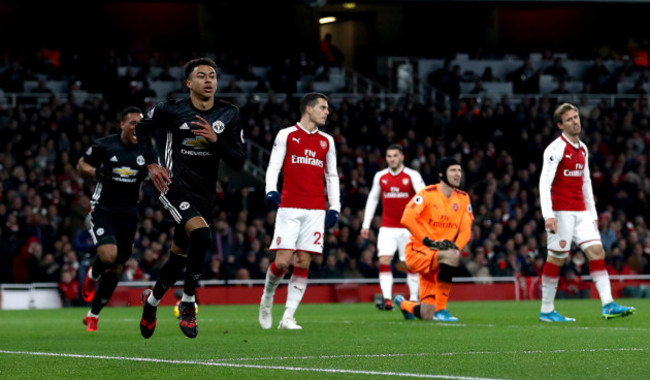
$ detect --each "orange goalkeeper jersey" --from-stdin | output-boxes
[401,184,474,251]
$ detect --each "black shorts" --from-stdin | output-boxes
[158,185,214,252]
[89,209,138,265]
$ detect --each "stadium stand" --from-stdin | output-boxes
[1,48,649,308]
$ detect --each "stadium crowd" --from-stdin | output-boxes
[1,49,650,306]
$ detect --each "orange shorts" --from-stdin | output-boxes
[405,241,439,305]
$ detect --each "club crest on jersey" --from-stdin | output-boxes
[137,155,145,165]
[320,140,327,150]
[413,195,423,204]
[212,120,225,134]
[453,203,459,211]
[560,240,567,248]
[96,228,105,236]
[276,237,282,245]
[402,178,410,186]
[180,202,190,210]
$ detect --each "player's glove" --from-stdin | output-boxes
[265,191,281,209]
[422,237,458,250]
[95,164,111,180]
[325,210,339,229]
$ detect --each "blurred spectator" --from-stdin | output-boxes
[319,33,343,67]
[221,79,244,93]
[583,57,611,93]
[544,57,571,82]
[58,268,81,307]
[556,266,590,299]
[321,254,343,279]
[465,247,492,283]
[607,251,632,275]
[598,212,618,252]
[122,258,148,281]
[202,254,222,280]
[509,57,540,94]
[626,242,648,274]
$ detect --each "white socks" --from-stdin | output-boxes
[282,272,308,320]
[591,269,614,306]
[540,274,559,313]
[407,272,420,301]
[379,270,393,301]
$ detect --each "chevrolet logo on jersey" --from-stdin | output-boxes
[182,137,209,149]
[181,136,212,156]
[111,167,138,183]
[113,167,138,177]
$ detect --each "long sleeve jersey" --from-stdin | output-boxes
[401,184,474,251]
[265,123,340,212]
[362,166,425,229]
[539,133,597,221]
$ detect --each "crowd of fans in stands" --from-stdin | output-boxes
[1,48,650,307]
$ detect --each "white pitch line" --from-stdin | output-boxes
[0,350,506,380]
[208,347,649,362]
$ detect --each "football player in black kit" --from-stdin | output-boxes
[77,106,147,332]
[135,57,246,339]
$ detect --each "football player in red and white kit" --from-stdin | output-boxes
[361,144,425,310]
[539,103,635,322]
[259,93,340,330]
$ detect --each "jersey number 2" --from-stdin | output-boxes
[313,232,322,245]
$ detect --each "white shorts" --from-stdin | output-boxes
[547,210,601,257]
[270,208,326,254]
[377,227,411,261]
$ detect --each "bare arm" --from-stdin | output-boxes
[76,157,98,181]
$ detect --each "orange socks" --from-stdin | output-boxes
[400,300,418,315]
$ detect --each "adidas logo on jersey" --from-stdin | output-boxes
[179,123,190,130]
[110,156,118,162]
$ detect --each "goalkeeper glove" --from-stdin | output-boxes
[422,237,458,250]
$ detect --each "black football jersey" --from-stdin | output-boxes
[83,134,147,213]
[136,98,246,205]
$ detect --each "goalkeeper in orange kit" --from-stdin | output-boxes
[396,157,474,322]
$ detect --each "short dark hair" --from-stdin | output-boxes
[300,92,328,115]
[386,144,403,154]
[184,58,218,79]
[121,106,142,122]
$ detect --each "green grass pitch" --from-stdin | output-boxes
[1,299,648,379]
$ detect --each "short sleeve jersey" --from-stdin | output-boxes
[83,134,147,213]
[136,98,246,206]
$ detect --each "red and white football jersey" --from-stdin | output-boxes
[266,123,340,211]
[362,166,425,229]
[539,133,597,220]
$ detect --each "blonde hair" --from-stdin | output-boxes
[553,103,578,125]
